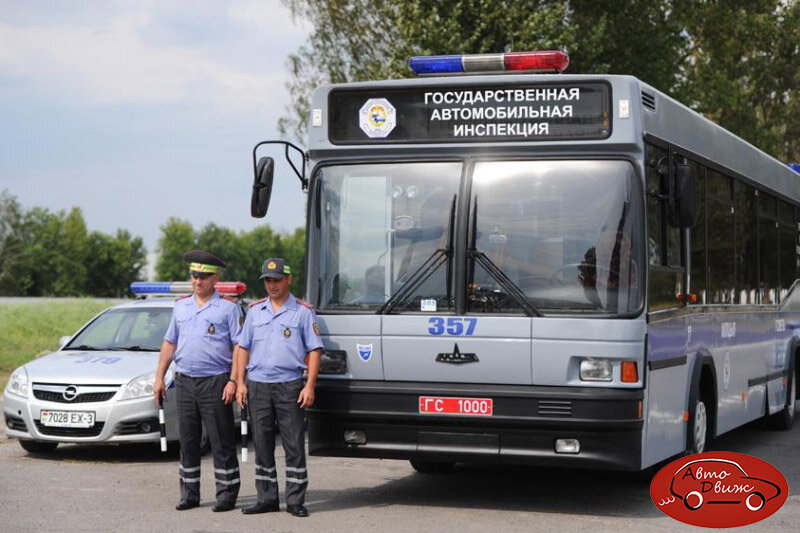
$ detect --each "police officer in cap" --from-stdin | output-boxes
[235,258,323,517]
[154,250,243,512]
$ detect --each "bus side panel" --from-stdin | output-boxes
[767,317,795,416]
[643,315,690,468]
[317,315,384,380]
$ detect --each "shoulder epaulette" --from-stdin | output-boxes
[176,294,192,301]
[297,298,315,309]
[249,297,267,308]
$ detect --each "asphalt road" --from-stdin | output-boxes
[0,419,798,533]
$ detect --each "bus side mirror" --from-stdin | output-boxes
[251,156,274,218]
[669,163,695,229]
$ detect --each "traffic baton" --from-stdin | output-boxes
[158,397,167,453]
[241,403,248,462]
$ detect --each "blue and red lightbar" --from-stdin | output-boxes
[409,50,569,76]
[130,281,247,296]
[789,163,800,174]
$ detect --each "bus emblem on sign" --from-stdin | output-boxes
[359,98,396,138]
[436,343,478,364]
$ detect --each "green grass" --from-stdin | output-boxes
[0,299,124,384]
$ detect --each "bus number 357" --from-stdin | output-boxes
[427,317,478,336]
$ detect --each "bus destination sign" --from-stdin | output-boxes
[328,81,611,144]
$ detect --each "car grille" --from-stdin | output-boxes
[5,414,27,432]
[34,421,105,437]
[32,383,119,404]
[33,390,117,403]
[115,418,159,435]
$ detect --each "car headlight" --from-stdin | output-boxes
[5,366,30,398]
[120,371,155,400]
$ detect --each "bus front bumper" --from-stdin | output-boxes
[308,380,644,471]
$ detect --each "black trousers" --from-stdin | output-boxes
[247,379,308,506]
[175,372,239,504]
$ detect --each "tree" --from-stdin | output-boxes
[155,218,195,281]
[0,190,23,294]
[85,230,147,297]
[280,0,800,162]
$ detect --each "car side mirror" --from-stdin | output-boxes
[251,156,274,218]
[669,163,695,229]
[58,335,71,348]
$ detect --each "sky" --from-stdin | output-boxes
[0,1,311,268]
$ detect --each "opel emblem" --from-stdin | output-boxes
[63,385,78,401]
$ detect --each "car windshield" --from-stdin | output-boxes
[64,307,173,352]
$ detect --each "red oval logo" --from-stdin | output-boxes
[650,451,788,528]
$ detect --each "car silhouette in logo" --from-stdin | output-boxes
[667,458,782,512]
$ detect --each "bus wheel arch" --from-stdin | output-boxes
[687,352,717,455]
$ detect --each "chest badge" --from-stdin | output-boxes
[208,324,215,334]
[284,327,292,338]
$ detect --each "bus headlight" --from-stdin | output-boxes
[579,358,612,381]
[120,371,156,400]
[5,366,29,398]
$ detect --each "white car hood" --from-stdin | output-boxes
[23,350,159,385]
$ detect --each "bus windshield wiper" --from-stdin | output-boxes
[467,249,543,317]
[467,200,542,317]
[379,195,456,314]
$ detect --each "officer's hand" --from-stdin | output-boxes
[236,383,248,408]
[221,381,236,405]
[297,385,315,409]
[153,379,166,406]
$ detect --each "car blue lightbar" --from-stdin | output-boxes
[789,163,800,174]
[130,281,246,295]
[409,50,570,76]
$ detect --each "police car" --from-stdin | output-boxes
[3,281,246,453]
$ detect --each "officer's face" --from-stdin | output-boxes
[191,272,219,298]
[264,274,292,300]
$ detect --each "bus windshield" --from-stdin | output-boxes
[315,159,643,315]
[316,162,462,312]
[468,160,643,314]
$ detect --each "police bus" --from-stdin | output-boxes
[250,50,800,472]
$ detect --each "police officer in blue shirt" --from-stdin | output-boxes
[154,250,243,512]
[235,258,323,518]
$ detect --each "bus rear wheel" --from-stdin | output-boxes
[409,460,455,473]
[769,368,795,430]
[687,399,708,455]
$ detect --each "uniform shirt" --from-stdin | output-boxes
[238,293,323,383]
[164,291,243,377]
